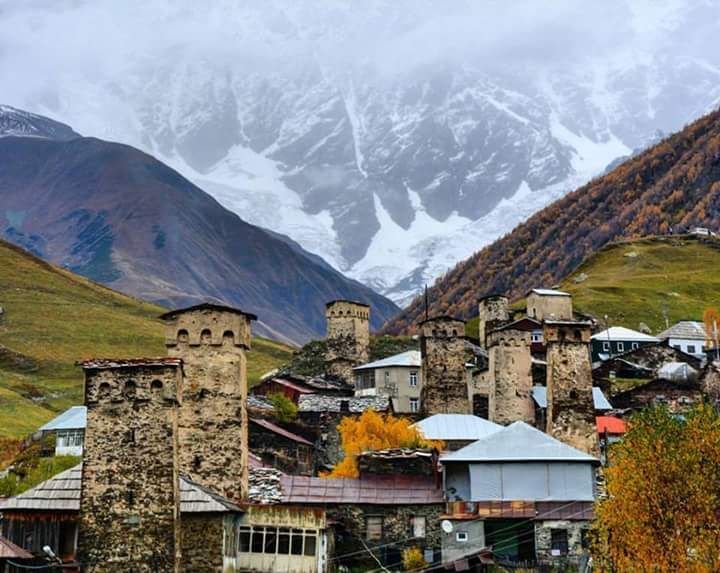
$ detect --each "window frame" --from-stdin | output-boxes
[550,528,569,556]
[456,531,468,542]
[616,341,625,352]
[365,516,383,541]
[409,371,418,387]
[409,397,419,413]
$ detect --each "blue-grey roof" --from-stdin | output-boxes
[39,406,86,432]
[414,414,501,441]
[353,350,421,371]
[440,421,597,463]
[531,387,612,410]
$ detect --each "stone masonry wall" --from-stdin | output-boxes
[420,317,471,415]
[180,514,224,573]
[545,323,599,456]
[488,328,534,425]
[164,307,252,501]
[477,295,509,347]
[526,293,573,321]
[325,300,370,382]
[78,362,182,573]
[535,520,590,563]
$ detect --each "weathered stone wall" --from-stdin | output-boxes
[180,514,224,573]
[164,307,252,501]
[325,300,370,382]
[534,520,590,562]
[477,295,509,347]
[526,292,573,321]
[702,363,720,405]
[78,362,182,573]
[420,317,471,415]
[488,328,535,425]
[249,424,313,475]
[545,323,599,456]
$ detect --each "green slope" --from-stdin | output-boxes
[0,240,294,438]
[466,235,720,337]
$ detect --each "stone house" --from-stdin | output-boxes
[38,406,86,457]
[252,374,353,405]
[440,422,597,568]
[353,350,422,413]
[525,289,573,321]
[610,377,704,414]
[249,417,314,475]
[657,320,709,359]
[412,414,502,452]
[590,326,659,363]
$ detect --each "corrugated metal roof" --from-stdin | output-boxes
[0,464,241,514]
[265,378,315,394]
[440,422,598,463]
[531,386,612,410]
[353,350,421,371]
[0,535,33,559]
[39,406,87,432]
[657,320,706,341]
[590,327,659,342]
[250,418,313,446]
[658,361,698,378]
[414,414,501,441]
[596,416,627,434]
[279,474,443,505]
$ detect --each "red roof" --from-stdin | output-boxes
[269,378,315,394]
[596,416,627,435]
[0,535,32,559]
[250,418,313,446]
[280,474,443,505]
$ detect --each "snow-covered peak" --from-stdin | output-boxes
[0,105,79,141]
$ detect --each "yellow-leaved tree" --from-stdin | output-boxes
[703,307,719,356]
[326,410,443,478]
[592,404,720,572]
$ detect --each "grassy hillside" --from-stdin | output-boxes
[465,235,720,337]
[0,240,294,438]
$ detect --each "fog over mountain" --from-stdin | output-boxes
[2,0,720,304]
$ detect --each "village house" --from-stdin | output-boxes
[248,417,314,475]
[252,374,352,405]
[353,350,422,413]
[413,414,502,451]
[610,377,704,414]
[440,422,597,568]
[657,320,708,359]
[590,326,660,363]
[38,406,86,457]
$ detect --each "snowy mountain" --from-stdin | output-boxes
[3,0,720,305]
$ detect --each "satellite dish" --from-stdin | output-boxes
[441,520,454,534]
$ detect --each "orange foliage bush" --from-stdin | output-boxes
[326,410,443,478]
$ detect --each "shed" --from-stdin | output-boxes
[38,406,87,456]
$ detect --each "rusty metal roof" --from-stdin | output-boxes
[78,357,182,369]
[250,418,313,446]
[159,302,257,321]
[0,535,33,559]
[264,378,315,394]
[279,474,443,505]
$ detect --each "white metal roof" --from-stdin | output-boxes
[531,386,612,410]
[591,326,659,342]
[414,414,502,441]
[353,350,421,371]
[440,421,597,463]
[39,406,87,432]
[657,321,706,341]
[658,361,698,378]
[529,288,570,297]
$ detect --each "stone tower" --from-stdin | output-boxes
[478,294,510,348]
[420,316,471,415]
[78,358,183,573]
[487,324,535,425]
[161,303,255,501]
[324,300,370,382]
[526,289,573,321]
[544,320,599,456]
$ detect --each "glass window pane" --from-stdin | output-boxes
[239,528,251,553]
[251,527,264,553]
[304,534,317,556]
[264,528,277,553]
[278,530,290,555]
[291,532,303,555]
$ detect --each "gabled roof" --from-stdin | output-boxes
[414,414,502,441]
[261,377,315,394]
[440,422,598,463]
[531,386,612,410]
[591,326,659,342]
[39,406,87,432]
[0,464,241,514]
[657,320,706,341]
[353,350,421,371]
[596,416,627,435]
[0,535,32,559]
[159,302,257,321]
[527,288,570,297]
[250,418,313,446]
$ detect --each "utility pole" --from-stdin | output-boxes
[424,284,429,322]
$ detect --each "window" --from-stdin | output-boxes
[456,531,468,542]
[631,342,639,350]
[602,342,610,351]
[277,528,290,554]
[551,529,569,556]
[239,526,319,557]
[264,529,277,553]
[366,516,383,541]
[409,398,419,413]
[239,527,251,552]
[251,527,265,553]
[580,529,590,550]
[531,331,543,343]
[616,342,625,352]
[290,529,303,555]
[384,371,390,383]
[687,344,696,354]
[409,371,418,387]
[673,344,681,350]
[57,429,84,449]
[410,516,426,538]
[304,534,317,556]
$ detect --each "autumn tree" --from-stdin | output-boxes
[703,307,719,358]
[326,410,443,478]
[592,404,720,572]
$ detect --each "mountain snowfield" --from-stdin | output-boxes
[3,0,720,305]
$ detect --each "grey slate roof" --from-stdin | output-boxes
[531,386,613,410]
[0,464,241,513]
[414,414,501,441]
[298,395,391,413]
[440,421,598,463]
[657,320,706,341]
[353,350,421,371]
[39,406,87,432]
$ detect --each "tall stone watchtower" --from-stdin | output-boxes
[478,294,510,348]
[420,316,471,415]
[526,288,573,321]
[544,320,599,456]
[161,303,256,501]
[78,358,183,573]
[324,300,370,382]
[487,323,534,425]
